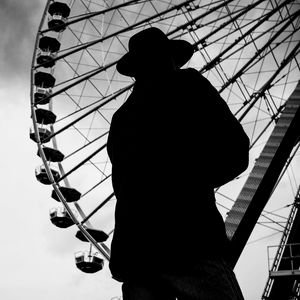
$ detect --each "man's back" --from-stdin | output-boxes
[107,68,249,281]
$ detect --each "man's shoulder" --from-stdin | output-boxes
[177,68,209,84]
[177,67,199,77]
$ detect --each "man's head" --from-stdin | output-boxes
[116,27,194,78]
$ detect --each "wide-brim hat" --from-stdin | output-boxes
[116,27,194,77]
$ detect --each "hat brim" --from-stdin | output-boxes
[116,39,194,77]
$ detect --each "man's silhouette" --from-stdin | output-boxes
[107,27,249,300]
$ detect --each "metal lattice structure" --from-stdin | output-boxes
[263,185,300,299]
[30,0,300,296]
[226,81,300,266]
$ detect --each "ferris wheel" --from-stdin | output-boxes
[30,0,300,297]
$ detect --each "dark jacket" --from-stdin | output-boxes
[107,68,249,281]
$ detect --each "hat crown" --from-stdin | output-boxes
[128,27,170,54]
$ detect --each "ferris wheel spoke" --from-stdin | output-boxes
[260,214,286,230]
[57,143,107,183]
[56,85,132,125]
[65,28,107,71]
[192,14,273,92]
[164,0,237,51]
[237,41,300,122]
[217,182,290,231]
[194,0,267,51]
[63,130,108,160]
[200,0,294,74]
[248,108,284,149]
[271,142,300,193]
[81,174,112,198]
[81,192,115,225]
[246,231,283,245]
[263,208,290,220]
[34,61,117,105]
[41,0,195,67]
[72,3,129,68]
[164,0,231,35]
[229,42,299,99]
[178,3,257,88]
[52,59,116,90]
[219,19,300,94]
[228,13,299,67]
[42,84,134,142]
[257,223,284,232]
[176,3,234,86]
[233,70,291,119]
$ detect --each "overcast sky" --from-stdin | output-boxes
[0,1,119,299]
[0,1,299,300]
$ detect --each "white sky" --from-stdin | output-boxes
[0,1,299,300]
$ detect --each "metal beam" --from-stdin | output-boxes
[225,81,300,267]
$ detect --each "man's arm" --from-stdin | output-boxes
[191,70,250,187]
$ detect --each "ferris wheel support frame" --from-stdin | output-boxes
[226,82,300,267]
[262,184,300,299]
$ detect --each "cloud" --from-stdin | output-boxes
[0,0,44,84]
